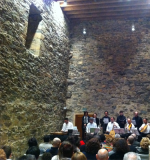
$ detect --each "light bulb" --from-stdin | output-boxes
[83,28,86,35]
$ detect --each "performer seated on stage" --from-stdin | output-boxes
[125,118,135,133]
[106,117,120,133]
[61,118,73,133]
[139,118,150,137]
[86,117,97,133]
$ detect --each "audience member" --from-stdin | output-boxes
[136,137,150,154]
[0,149,6,160]
[131,134,140,147]
[102,135,113,152]
[51,141,73,160]
[39,135,52,153]
[42,153,52,160]
[109,139,129,160]
[99,134,106,145]
[17,155,36,160]
[28,138,38,148]
[127,136,136,152]
[96,149,109,160]
[80,133,93,152]
[71,152,87,160]
[82,138,101,160]
[46,138,61,157]
[2,146,12,160]
[123,152,141,160]
[108,138,120,156]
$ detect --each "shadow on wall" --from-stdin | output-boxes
[25,3,42,49]
[97,32,142,75]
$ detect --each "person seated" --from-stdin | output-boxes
[131,134,140,147]
[18,155,36,160]
[67,135,80,152]
[80,133,93,152]
[61,118,73,133]
[139,118,150,137]
[96,149,109,160]
[39,135,52,153]
[42,152,52,160]
[2,146,12,160]
[106,117,120,133]
[109,139,129,160]
[125,118,135,133]
[46,138,61,157]
[102,135,113,152]
[108,138,120,156]
[136,137,150,154]
[86,117,97,133]
[51,141,73,160]
[82,138,101,160]
[123,152,141,160]
[99,134,106,145]
[0,149,6,160]
[127,136,136,152]
[71,152,87,160]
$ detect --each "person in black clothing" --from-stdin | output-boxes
[132,111,143,130]
[82,111,90,140]
[93,113,99,127]
[117,111,126,128]
[100,111,110,134]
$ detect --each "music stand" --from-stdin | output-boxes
[131,128,140,135]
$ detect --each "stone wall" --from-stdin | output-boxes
[67,19,150,122]
[0,0,70,158]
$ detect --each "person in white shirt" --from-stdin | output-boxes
[39,135,52,153]
[86,117,97,133]
[126,118,135,133]
[139,118,150,137]
[61,118,73,132]
[106,117,120,133]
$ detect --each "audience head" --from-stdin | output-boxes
[112,138,120,147]
[110,117,115,123]
[115,139,129,153]
[42,153,52,160]
[58,141,73,159]
[86,138,101,154]
[115,134,120,138]
[99,134,106,142]
[134,112,139,117]
[96,149,109,160]
[94,135,101,143]
[105,135,113,146]
[119,111,124,116]
[93,113,97,118]
[127,136,134,145]
[127,118,131,124]
[143,118,148,124]
[123,152,141,160]
[104,111,108,116]
[131,134,136,140]
[52,137,61,147]
[140,137,150,149]
[0,149,6,160]
[26,146,40,159]
[85,133,94,142]
[2,146,12,159]
[89,117,94,124]
[71,152,87,160]
[28,138,38,147]
[43,135,50,143]
[18,155,36,160]
[84,111,88,116]
[64,118,69,124]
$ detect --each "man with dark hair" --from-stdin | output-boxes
[93,113,99,127]
[2,146,12,160]
[100,111,110,133]
[132,111,143,130]
[42,152,52,160]
[61,118,73,132]
[82,111,90,139]
[26,146,40,160]
[117,111,126,128]
[39,135,52,153]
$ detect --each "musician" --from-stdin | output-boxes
[86,117,97,133]
[117,111,126,128]
[82,111,90,139]
[139,118,150,137]
[93,113,99,127]
[125,118,135,133]
[61,118,73,132]
[100,111,110,133]
[132,111,143,130]
[106,117,120,133]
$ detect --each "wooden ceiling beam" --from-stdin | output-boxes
[64,6,150,15]
[61,1,150,11]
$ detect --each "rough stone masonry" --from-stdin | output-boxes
[0,0,70,157]
[66,19,150,122]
